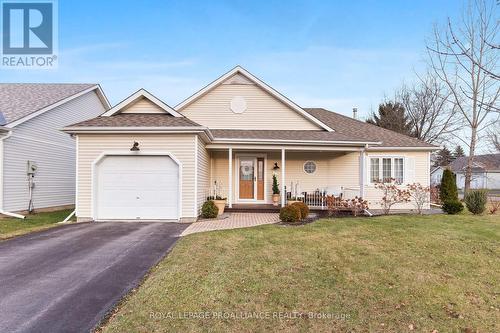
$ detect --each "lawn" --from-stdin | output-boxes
[102,214,500,333]
[0,209,73,240]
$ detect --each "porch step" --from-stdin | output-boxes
[225,204,280,213]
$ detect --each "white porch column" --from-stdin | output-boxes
[359,147,366,198]
[228,148,233,208]
[281,148,285,206]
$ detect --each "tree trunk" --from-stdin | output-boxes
[464,126,477,193]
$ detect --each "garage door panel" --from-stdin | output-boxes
[96,156,179,220]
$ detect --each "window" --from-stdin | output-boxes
[370,157,404,184]
[303,161,317,174]
[394,158,404,184]
[382,158,392,182]
[370,158,380,183]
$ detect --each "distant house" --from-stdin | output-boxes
[430,154,500,190]
[0,84,109,217]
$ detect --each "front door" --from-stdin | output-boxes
[239,158,255,199]
[238,156,265,201]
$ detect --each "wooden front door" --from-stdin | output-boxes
[239,158,255,199]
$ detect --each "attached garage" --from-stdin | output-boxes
[94,155,180,221]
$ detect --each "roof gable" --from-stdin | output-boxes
[175,66,334,132]
[101,89,182,117]
[0,83,109,127]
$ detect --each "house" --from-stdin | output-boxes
[431,154,500,190]
[0,84,110,218]
[63,66,438,222]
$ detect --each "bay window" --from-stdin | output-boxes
[369,157,404,184]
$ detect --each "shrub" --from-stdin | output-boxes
[489,199,500,214]
[291,202,309,219]
[464,190,488,215]
[279,205,301,222]
[407,183,430,214]
[374,180,411,214]
[272,174,280,194]
[440,169,458,203]
[442,200,464,215]
[201,200,219,218]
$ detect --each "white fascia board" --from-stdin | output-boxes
[212,137,381,146]
[101,88,182,117]
[174,66,335,132]
[366,146,440,151]
[206,144,363,152]
[6,85,105,128]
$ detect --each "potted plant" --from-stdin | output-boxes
[272,174,280,206]
[208,195,227,216]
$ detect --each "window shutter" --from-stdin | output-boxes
[405,157,415,184]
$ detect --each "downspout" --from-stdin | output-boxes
[361,144,373,217]
[0,130,25,219]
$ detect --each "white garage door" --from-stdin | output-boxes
[96,155,179,220]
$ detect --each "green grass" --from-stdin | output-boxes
[0,209,73,240]
[102,214,500,333]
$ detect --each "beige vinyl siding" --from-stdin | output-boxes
[76,134,196,220]
[196,136,210,215]
[364,151,430,209]
[210,149,430,210]
[121,97,165,114]
[180,83,322,130]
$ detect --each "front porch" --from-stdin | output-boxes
[205,145,367,210]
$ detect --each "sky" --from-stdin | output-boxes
[0,0,463,119]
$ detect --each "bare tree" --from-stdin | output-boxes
[488,124,500,151]
[427,0,499,192]
[397,74,459,144]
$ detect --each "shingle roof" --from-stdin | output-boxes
[304,108,437,148]
[0,83,97,125]
[65,105,438,148]
[67,113,202,128]
[449,154,500,172]
[210,129,373,143]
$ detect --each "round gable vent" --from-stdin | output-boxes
[230,96,247,114]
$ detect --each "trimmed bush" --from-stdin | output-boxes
[442,200,464,215]
[464,190,488,215]
[201,200,219,218]
[440,169,458,203]
[291,202,309,219]
[279,205,301,222]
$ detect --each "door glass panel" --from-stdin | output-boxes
[257,160,264,180]
[240,159,254,181]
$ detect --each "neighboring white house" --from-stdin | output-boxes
[0,84,109,217]
[64,66,438,222]
[453,154,500,190]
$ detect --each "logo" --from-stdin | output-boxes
[1,0,58,68]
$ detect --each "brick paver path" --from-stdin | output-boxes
[181,213,280,236]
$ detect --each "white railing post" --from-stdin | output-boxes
[228,148,233,208]
[281,148,285,207]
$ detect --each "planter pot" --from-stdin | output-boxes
[287,200,301,206]
[272,194,280,206]
[212,199,227,216]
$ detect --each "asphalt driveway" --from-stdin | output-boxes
[0,221,188,333]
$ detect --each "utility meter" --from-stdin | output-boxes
[27,161,37,175]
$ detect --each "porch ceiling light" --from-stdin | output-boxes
[273,162,280,170]
[130,141,140,151]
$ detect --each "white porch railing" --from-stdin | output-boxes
[284,185,361,209]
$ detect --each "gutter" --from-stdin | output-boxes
[0,130,25,219]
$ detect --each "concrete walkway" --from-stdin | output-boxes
[181,212,280,236]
